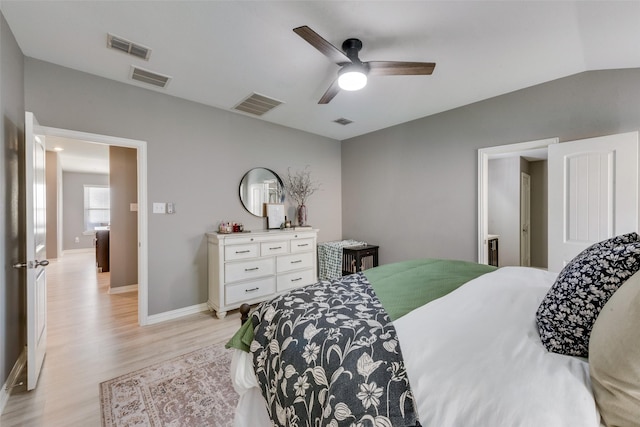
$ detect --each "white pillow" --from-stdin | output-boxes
[589,269,640,427]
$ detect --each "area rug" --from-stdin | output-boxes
[100,343,238,426]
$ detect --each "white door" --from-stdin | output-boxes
[24,111,48,390]
[520,172,531,267]
[548,132,639,273]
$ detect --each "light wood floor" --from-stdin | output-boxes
[1,251,241,426]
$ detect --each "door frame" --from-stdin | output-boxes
[40,125,150,325]
[477,137,558,264]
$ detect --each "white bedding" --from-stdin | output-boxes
[231,266,601,426]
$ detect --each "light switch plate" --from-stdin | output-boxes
[130,203,138,212]
[153,202,166,214]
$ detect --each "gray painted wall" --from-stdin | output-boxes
[24,58,342,315]
[62,172,109,250]
[342,68,640,265]
[45,151,59,259]
[1,11,25,388]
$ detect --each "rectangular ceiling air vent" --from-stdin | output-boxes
[334,118,353,126]
[130,66,172,88]
[233,93,283,116]
[107,33,151,60]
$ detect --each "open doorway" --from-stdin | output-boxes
[40,125,149,324]
[477,138,558,268]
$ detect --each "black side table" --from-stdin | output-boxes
[342,245,379,275]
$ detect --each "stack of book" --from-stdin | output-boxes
[292,225,313,230]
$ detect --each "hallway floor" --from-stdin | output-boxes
[1,251,239,426]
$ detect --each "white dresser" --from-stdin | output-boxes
[206,229,318,318]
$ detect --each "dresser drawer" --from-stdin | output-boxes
[225,243,259,261]
[277,268,315,292]
[277,252,314,273]
[225,257,275,283]
[291,238,314,253]
[260,241,288,256]
[226,277,276,305]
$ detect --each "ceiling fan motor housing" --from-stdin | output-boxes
[342,38,364,63]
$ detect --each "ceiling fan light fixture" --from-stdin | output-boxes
[338,66,367,91]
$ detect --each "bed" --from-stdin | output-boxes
[227,234,640,427]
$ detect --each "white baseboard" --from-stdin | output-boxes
[108,284,138,294]
[62,248,94,255]
[146,303,210,325]
[0,347,26,416]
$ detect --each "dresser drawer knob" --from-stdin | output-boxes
[291,277,302,282]
[291,260,302,264]
[244,267,259,271]
[297,243,309,247]
[236,250,251,254]
[269,246,282,250]
[245,287,259,293]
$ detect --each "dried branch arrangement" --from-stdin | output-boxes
[284,166,321,206]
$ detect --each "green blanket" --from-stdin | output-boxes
[225,258,496,352]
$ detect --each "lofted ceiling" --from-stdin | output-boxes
[3,0,640,149]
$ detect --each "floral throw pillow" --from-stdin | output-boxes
[536,232,640,357]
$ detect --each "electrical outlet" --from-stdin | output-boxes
[74,237,80,243]
[167,202,175,214]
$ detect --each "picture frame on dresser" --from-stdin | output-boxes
[265,203,285,229]
[206,229,318,318]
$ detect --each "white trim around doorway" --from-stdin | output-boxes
[39,125,150,325]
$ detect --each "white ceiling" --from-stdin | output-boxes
[3,1,640,171]
[46,136,110,174]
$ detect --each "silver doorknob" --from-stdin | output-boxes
[13,260,50,269]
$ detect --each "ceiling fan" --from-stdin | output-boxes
[293,25,436,104]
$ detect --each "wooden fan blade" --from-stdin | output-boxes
[318,79,341,104]
[367,61,436,76]
[294,25,350,64]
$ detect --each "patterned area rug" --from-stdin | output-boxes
[100,343,238,426]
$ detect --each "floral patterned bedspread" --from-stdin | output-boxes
[250,272,421,427]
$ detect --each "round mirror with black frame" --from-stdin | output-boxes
[239,167,285,217]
